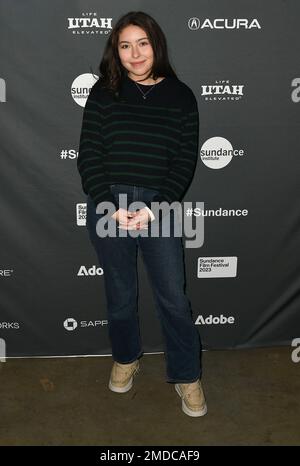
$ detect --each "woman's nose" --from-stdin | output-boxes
[131,47,140,58]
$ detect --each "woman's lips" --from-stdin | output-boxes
[131,60,146,67]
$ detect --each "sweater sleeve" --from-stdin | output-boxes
[77,82,119,211]
[143,90,199,220]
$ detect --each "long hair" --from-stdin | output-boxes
[92,11,178,100]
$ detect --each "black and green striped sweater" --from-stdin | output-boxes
[77,74,199,214]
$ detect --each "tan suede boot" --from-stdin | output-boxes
[175,379,207,417]
[108,359,140,393]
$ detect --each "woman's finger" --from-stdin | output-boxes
[118,223,148,230]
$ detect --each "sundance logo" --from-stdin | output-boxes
[72,73,99,107]
[200,136,245,169]
[78,265,104,276]
[196,314,235,325]
[63,318,108,331]
[197,256,238,278]
[76,202,86,226]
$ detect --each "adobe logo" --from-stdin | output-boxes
[195,314,235,325]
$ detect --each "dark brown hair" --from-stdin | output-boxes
[91,11,178,100]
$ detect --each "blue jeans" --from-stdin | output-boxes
[85,184,202,383]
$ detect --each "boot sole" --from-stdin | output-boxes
[108,376,133,393]
[175,384,208,417]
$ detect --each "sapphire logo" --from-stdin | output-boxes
[63,318,108,331]
[63,318,78,331]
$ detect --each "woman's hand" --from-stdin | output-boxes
[112,208,150,230]
[111,207,134,224]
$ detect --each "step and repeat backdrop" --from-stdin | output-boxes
[1,1,300,358]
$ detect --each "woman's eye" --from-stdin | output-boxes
[120,42,148,49]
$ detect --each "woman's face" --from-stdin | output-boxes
[117,25,154,80]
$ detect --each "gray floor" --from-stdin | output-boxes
[0,346,299,446]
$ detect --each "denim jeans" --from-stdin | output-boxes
[85,183,202,383]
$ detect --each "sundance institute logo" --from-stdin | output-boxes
[71,73,99,107]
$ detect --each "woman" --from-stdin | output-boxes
[77,11,207,418]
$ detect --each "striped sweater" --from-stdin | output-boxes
[77,74,199,216]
